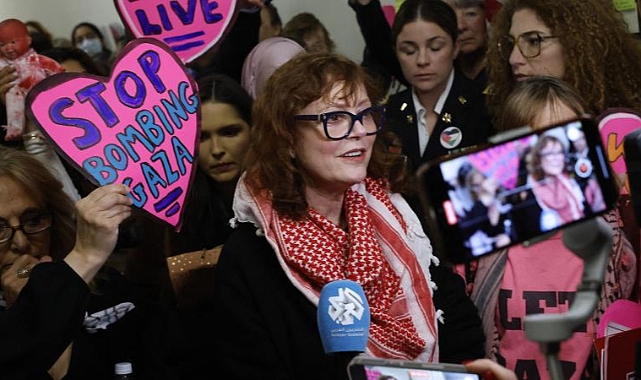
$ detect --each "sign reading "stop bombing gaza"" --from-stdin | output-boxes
[27,38,200,230]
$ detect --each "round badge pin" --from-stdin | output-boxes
[440,126,463,149]
[574,157,593,178]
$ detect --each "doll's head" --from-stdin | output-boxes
[0,19,31,60]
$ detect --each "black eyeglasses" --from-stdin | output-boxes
[0,213,53,244]
[293,106,385,140]
[539,150,565,159]
[498,31,558,60]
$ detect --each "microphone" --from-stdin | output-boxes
[317,279,370,354]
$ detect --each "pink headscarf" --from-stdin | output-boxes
[241,37,305,99]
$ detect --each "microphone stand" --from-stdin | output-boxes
[523,217,612,380]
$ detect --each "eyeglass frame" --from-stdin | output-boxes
[498,31,559,60]
[538,150,565,159]
[0,213,53,244]
[293,105,385,141]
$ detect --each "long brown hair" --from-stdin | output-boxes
[245,52,408,219]
[527,135,567,181]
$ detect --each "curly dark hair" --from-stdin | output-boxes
[486,0,641,118]
[245,52,409,219]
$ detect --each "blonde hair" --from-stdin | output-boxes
[498,76,586,132]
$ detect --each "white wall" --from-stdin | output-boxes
[2,0,637,61]
[0,0,370,63]
[0,0,122,44]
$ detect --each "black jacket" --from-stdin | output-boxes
[213,223,485,380]
[1,262,180,380]
[1,262,88,380]
[384,72,493,169]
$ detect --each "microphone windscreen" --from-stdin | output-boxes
[317,279,370,354]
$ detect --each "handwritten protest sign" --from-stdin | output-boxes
[115,0,237,63]
[26,38,200,230]
[469,137,533,190]
[598,108,641,194]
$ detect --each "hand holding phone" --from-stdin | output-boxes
[348,356,481,380]
[464,359,517,380]
[416,118,618,263]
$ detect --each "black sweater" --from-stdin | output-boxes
[213,223,485,380]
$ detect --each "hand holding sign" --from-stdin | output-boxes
[116,0,237,63]
[27,38,200,230]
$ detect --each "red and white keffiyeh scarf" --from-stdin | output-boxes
[232,175,439,361]
[528,174,585,223]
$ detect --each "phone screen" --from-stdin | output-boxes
[358,365,480,380]
[416,118,619,263]
[348,358,480,380]
[624,128,641,226]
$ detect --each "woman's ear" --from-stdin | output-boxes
[453,38,461,60]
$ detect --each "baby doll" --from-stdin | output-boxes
[0,19,63,140]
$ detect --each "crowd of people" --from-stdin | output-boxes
[0,0,640,379]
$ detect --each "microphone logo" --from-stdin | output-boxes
[318,279,370,353]
[328,287,366,325]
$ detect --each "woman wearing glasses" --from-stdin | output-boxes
[212,52,484,379]
[526,134,589,228]
[485,0,641,331]
[0,147,179,379]
[464,77,637,380]
[486,0,641,118]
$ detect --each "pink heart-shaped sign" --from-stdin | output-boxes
[598,108,641,195]
[115,0,237,63]
[27,38,200,230]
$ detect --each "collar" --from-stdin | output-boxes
[231,174,439,361]
[411,69,455,116]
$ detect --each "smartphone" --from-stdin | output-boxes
[348,356,480,380]
[416,117,619,264]
[624,128,641,225]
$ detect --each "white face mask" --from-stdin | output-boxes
[78,37,102,57]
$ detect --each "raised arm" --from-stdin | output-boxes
[0,184,132,376]
[348,0,408,87]
[65,184,132,283]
